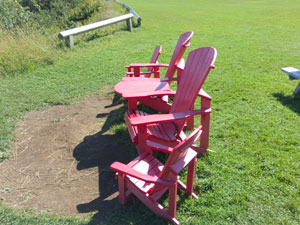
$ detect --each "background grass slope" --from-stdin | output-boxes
[1,0,300,224]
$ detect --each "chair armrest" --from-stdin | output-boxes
[127,63,169,68]
[122,77,178,82]
[110,162,175,186]
[198,89,212,100]
[129,108,212,126]
[160,77,178,82]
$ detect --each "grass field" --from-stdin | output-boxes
[1,0,300,224]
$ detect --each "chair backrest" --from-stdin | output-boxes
[164,31,194,79]
[170,47,217,133]
[150,126,202,194]
[147,45,162,73]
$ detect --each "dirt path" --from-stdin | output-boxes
[0,94,133,217]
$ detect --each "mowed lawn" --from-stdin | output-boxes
[1,0,300,224]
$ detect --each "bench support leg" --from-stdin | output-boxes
[294,82,300,95]
[67,35,74,48]
[126,18,133,32]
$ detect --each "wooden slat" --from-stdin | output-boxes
[129,109,211,126]
[147,46,162,73]
[130,155,163,192]
[146,141,173,153]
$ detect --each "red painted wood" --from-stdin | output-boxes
[127,63,169,68]
[110,124,202,224]
[116,47,217,156]
[114,80,171,96]
[122,77,177,82]
[120,32,193,121]
[147,46,163,74]
[118,173,126,204]
[129,109,211,125]
[165,31,194,79]
[125,31,193,80]
[169,145,199,174]
[168,181,177,218]
[186,157,197,196]
[138,97,171,114]
[177,180,198,199]
[126,46,162,77]
[200,97,211,151]
[170,47,217,134]
[146,141,174,154]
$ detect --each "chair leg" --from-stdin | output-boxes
[137,125,148,155]
[168,182,178,218]
[118,173,127,204]
[127,99,137,114]
[186,157,197,196]
[200,97,211,152]
[186,104,194,130]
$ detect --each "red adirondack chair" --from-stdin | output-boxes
[119,32,196,127]
[110,126,202,224]
[126,45,162,77]
[116,47,217,155]
[123,31,193,79]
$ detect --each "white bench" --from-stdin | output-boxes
[281,67,300,95]
[58,13,134,48]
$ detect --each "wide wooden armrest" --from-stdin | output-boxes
[129,108,212,126]
[127,63,169,68]
[123,90,176,98]
[110,162,176,186]
[170,148,198,173]
[125,64,150,69]
[160,77,179,82]
[122,77,178,82]
[198,89,212,100]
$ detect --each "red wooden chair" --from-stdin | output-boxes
[126,45,162,77]
[110,126,202,224]
[117,47,217,155]
[119,32,198,128]
[123,31,193,79]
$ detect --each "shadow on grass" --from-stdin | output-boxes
[73,93,167,224]
[273,93,300,114]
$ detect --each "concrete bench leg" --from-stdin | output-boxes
[69,35,74,48]
[294,82,300,95]
[66,35,74,48]
[126,18,133,32]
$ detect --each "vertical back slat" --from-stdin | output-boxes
[147,46,162,73]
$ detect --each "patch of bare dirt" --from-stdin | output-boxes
[0,94,133,217]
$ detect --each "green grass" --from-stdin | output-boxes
[1,0,300,224]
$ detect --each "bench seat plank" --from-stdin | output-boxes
[281,67,300,80]
[58,13,134,48]
[281,67,300,95]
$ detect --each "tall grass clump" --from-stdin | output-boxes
[0,0,127,77]
[0,30,58,76]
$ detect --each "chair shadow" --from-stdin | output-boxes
[73,93,167,224]
[273,93,300,114]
